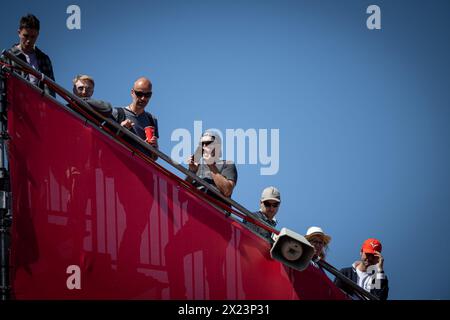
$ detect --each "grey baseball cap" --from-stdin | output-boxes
[261,186,281,202]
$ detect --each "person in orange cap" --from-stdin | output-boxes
[334,238,389,300]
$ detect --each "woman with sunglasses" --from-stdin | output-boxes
[305,226,332,274]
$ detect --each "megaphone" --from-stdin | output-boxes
[270,227,315,271]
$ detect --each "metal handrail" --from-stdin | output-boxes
[318,259,380,300]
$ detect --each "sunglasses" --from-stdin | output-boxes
[263,201,279,208]
[133,89,152,98]
[310,239,325,245]
[202,141,213,146]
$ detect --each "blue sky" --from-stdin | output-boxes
[2,0,450,299]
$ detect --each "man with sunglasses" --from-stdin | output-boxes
[113,77,159,160]
[243,186,281,240]
[334,238,389,300]
[187,131,237,201]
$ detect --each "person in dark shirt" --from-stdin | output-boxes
[334,238,389,300]
[112,77,159,161]
[243,186,281,240]
[72,74,95,100]
[9,14,55,97]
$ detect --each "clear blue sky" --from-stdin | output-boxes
[2,0,450,300]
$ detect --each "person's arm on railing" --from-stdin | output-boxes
[207,163,235,197]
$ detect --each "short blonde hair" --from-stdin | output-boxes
[72,74,95,87]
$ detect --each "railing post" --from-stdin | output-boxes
[0,67,12,301]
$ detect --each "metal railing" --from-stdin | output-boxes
[318,259,380,300]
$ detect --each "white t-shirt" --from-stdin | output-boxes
[355,267,373,292]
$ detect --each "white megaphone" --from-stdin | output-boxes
[270,227,315,271]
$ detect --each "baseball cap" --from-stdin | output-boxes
[261,186,281,203]
[200,132,216,143]
[305,226,331,244]
[361,238,382,254]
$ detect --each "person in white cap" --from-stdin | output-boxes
[187,131,237,201]
[243,186,281,240]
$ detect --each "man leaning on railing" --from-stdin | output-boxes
[7,14,55,97]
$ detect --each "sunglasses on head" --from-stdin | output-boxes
[133,89,152,98]
[263,201,279,208]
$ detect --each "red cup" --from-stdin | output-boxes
[145,126,155,142]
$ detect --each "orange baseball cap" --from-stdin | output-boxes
[361,238,382,254]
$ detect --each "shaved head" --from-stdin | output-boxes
[133,77,152,91]
[130,77,153,112]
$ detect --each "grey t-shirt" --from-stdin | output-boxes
[112,107,159,140]
[193,160,237,201]
[195,160,237,184]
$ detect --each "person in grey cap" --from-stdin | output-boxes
[243,186,281,240]
[187,131,237,202]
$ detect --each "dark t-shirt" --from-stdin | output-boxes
[243,210,277,240]
[112,107,159,140]
[112,107,159,158]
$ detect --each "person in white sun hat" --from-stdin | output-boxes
[244,186,281,240]
[305,226,332,261]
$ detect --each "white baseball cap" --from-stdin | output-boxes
[261,186,281,203]
[200,131,216,143]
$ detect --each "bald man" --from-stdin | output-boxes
[113,77,159,160]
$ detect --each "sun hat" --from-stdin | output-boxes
[305,226,331,244]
